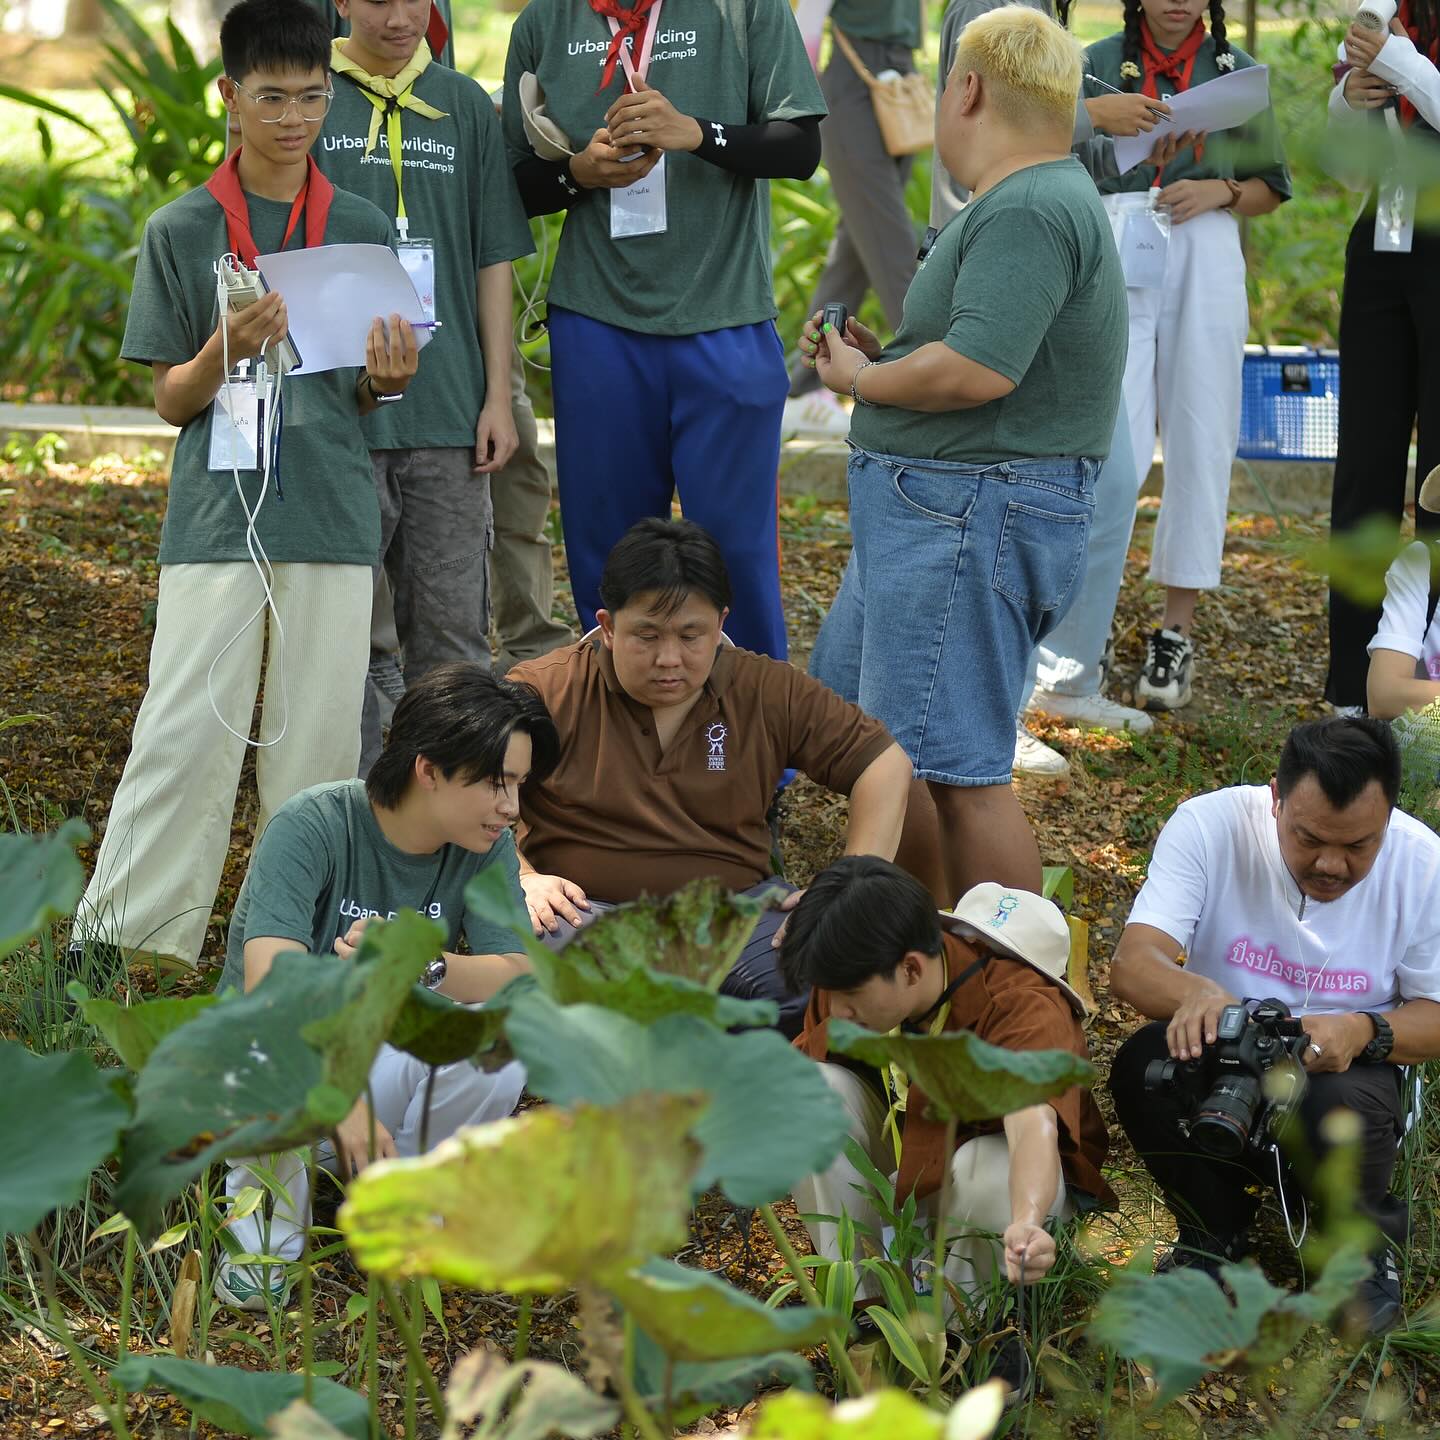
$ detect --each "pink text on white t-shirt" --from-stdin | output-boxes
[1225,935,1372,995]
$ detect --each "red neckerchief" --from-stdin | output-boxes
[426,0,449,60]
[203,149,334,266]
[1399,0,1439,126]
[587,0,659,93]
[1140,19,1209,182]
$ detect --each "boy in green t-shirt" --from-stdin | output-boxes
[218,661,559,1309]
[313,0,547,772]
[73,0,419,971]
[502,0,826,662]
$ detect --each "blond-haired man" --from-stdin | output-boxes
[799,5,1127,904]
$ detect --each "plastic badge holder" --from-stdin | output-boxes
[1119,189,1171,289]
[398,237,437,323]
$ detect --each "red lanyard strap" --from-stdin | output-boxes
[204,150,335,266]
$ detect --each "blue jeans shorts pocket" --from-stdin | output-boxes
[890,462,986,527]
[993,500,1090,616]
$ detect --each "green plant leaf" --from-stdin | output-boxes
[632,1329,814,1419]
[864,1305,934,1385]
[439,1347,620,1440]
[340,1095,704,1292]
[746,1384,1007,1440]
[505,992,847,1206]
[1087,1246,1373,1407]
[827,1020,1095,1125]
[0,83,104,137]
[72,985,220,1070]
[608,1258,840,1362]
[0,1042,129,1237]
[267,1401,351,1439]
[116,913,441,1236]
[0,818,88,956]
[465,867,776,1028]
[386,982,517,1068]
[112,1355,368,1439]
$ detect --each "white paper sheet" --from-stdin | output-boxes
[255,243,433,375]
[1112,65,1272,175]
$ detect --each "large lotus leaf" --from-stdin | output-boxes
[340,1094,704,1292]
[72,985,220,1071]
[0,818,88,956]
[746,1384,1005,1440]
[112,1355,368,1440]
[609,1258,839,1362]
[465,866,776,1028]
[505,992,847,1206]
[439,1348,620,1440]
[387,984,517,1069]
[1087,1246,1372,1407]
[827,1020,1096,1125]
[116,912,440,1236]
[0,1042,129,1237]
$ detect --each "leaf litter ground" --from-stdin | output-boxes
[2,460,1432,1436]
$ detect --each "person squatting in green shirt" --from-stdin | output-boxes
[73,0,418,972]
[501,0,826,661]
[312,0,537,773]
[802,6,1127,909]
[1085,0,1289,713]
[216,662,560,1311]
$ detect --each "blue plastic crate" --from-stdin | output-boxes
[1237,345,1340,462]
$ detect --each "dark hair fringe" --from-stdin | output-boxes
[219,0,331,82]
[1276,716,1401,811]
[597,517,733,618]
[1120,0,1231,91]
[1413,0,1440,54]
[778,856,943,997]
[365,662,560,811]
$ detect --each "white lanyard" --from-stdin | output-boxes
[606,0,663,92]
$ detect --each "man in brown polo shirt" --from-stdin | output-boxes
[508,518,913,1036]
[781,857,1113,1322]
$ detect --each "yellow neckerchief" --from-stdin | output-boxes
[879,952,951,1169]
[330,39,448,233]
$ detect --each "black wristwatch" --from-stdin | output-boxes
[1358,1011,1395,1064]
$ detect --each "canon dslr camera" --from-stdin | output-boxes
[1144,999,1310,1159]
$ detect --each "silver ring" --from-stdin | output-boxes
[1309,1043,1323,1056]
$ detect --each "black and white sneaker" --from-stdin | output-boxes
[1136,628,1194,711]
[1341,1247,1403,1336]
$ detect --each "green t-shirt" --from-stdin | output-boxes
[850,158,1126,464]
[220,778,524,993]
[1083,34,1292,198]
[831,0,922,50]
[502,0,826,335]
[315,61,535,450]
[122,183,392,565]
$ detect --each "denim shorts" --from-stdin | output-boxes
[810,446,1097,786]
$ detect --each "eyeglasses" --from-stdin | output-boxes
[230,81,334,124]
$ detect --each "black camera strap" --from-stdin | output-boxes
[902,953,988,1034]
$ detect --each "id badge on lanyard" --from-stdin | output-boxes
[209,377,260,471]
[608,0,668,239]
[1375,110,1416,254]
[1119,199,1171,289]
[398,236,437,322]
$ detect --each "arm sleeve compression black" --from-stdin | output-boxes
[690,115,823,179]
[513,153,592,219]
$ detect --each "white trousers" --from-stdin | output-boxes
[225,1045,527,1261]
[793,1063,1069,1308]
[1108,202,1249,591]
[78,562,370,964]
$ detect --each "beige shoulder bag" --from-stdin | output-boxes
[831,25,934,157]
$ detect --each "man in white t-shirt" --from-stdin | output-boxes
[1108,716,1440,1333]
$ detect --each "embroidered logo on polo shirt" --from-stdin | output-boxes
[705,721,728,771]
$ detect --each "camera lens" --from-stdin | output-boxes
[1190,1075,1262,1159]
[1144,1058,1178,1092]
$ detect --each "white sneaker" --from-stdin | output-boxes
[214,1257,291,1313]
[1013,723,1070,778]
[1030,688,1155,735]
[782,389,851,439]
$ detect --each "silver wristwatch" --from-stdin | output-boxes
[421,956,448,991]
[365,373,404,405]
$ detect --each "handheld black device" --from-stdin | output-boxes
[821,302,849,336]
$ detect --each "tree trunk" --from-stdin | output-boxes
[63,0,104,36]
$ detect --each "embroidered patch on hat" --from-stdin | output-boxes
[989,894,1021,928]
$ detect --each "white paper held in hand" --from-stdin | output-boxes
[254,243,435,375]
[1112,65,1272,175]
